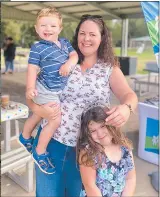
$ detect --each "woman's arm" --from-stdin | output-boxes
[122,152,136,197]
[109,66,138,111]
[79,151,102,197]
[106,66,138,127]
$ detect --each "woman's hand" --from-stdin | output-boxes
[27,99,61,121]
[42,102,61,120]
[105,104,131,127]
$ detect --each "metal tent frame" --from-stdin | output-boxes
[1,1,144,56]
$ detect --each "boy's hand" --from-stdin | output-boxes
[59,64,71,76]
[26,88,38,99]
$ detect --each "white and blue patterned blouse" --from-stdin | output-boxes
[80,146,134,197]
[28,38,75,92]
[41,61,113,146]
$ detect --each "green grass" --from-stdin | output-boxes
[114,48,156,74]
[1,47,156,74]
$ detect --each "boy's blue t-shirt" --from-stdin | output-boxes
[28,38,75,92]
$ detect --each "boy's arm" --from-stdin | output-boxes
[27,44,40,90]
[122,151,136,197]
[59,51,78,76]
[26,64,39,91]
[79,151,102,197]
[65,51,79,70]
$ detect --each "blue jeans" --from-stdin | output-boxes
[33,126,82,197]
[5,60,14,72]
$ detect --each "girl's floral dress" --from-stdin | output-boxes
[80,146,134,197]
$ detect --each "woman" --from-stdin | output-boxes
[27,14,138,197]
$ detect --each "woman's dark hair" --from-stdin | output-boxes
[76,105,133,167]
[72,15,119,67]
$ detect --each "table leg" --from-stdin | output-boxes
[15,120,20,137]
[7,160,34,192]
[147,73,151,92]
[4,120,11,152]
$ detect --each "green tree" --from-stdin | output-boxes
[128,18,148,39]
[105,20,122,47]
[60,22,78,42]
[1,18,149,49]
[20,22,37,48]
[1,19,36,48]
[1,21,7,41]
[2,19,21,45]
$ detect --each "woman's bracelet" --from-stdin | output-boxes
[124,104,133,114]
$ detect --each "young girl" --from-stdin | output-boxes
[77,105,136,197]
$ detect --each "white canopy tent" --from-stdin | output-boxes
[1,1,144,56]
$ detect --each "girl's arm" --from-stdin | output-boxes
[122,151,136,197]
[79,151,102,197]
[107,66,138,127]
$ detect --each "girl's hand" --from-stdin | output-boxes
[105,104,131,127]
[42,102,61,121]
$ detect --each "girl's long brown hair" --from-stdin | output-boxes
[77,106,133,167]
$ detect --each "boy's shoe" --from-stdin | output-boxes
[19,133,34,153]
[32,149,56,174]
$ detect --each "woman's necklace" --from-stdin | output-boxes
[81,62,94,73]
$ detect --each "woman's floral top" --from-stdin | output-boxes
[41,61,113,147]
[80,146,134,197]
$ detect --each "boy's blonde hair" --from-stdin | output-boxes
[36,7,62,26]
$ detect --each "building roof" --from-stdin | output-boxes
[2,1,143,22]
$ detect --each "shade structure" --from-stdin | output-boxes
[2,2,143,22]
